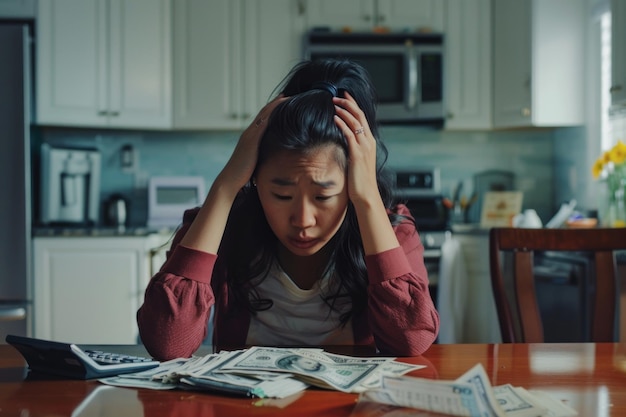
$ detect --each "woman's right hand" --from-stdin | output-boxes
[215,95,287,191]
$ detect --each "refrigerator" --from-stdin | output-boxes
[0,22,33,341]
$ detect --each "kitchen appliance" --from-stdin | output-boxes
[40,144,101,226]
[391,167,451,304]
[104,194,128,228]
[304,31,445,125]
[147,176,205,229]
[0,22,33,341]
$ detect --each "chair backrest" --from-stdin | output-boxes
[489,227,624,343]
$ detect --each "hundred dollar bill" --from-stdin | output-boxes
[457,363,508,417]
[493,384,547,417]
[358,363,507,417]
[219,346,383,392]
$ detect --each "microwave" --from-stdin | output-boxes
[147,176,205,229]
[304,32,445,125]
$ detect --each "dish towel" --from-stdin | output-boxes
[437,237,469,344]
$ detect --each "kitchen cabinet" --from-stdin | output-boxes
[0,0,35,17]
[444,0,492,130]
[453,233,501,343]
[303,0,444,32]
[36,0,172,129]
[175,0,304,129]
[33,234,170,344]
[610,0,626,112]
[36,0,302,130]
[493,0,585,128]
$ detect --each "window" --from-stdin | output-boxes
[601,11,613,151]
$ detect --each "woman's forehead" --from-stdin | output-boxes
[260,144,346,170]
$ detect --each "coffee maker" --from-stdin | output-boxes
[40,144,101,226]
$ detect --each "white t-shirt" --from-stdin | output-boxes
[245,261,354,346]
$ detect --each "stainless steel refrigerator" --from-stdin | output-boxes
[0,22,33,341]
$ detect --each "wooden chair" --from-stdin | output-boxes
[489,227,625,343]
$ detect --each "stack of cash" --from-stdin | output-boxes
[99,346,424,399]
[359,363,578,417]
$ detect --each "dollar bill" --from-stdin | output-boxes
[493,384,547,417]
[219,346,384,392]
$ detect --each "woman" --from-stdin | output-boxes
[137,59,439,360]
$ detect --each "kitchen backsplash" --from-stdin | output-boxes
[36,125,590,228]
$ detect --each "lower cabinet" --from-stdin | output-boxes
[33,234,171,344]
[453,233,502,343]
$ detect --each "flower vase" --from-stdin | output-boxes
[602,181,626,228]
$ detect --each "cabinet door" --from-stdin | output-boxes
[493,0,532,128]
[33,237,151,344]
[177,0,244,129]
[494,0,584,128]
[611,0,626,110]
[0,0,35,17]
[444,0,492,130]
[453,234,502,343]
[37,0,172,129]
[36,0,107,127]
[241,0,304,124]
[304,0,375,31]
[108,0,172,129]
[174,0,303,129]
[377,0,444,32]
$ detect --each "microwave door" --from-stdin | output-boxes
[406,45,418,112]
[416,46,445,120]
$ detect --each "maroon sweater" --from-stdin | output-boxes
[137,204,439,361]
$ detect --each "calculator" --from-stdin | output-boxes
[5,334,160,380]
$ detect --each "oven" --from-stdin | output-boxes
[391,168,451,305]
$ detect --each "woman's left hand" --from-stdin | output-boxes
[333,92,379,206]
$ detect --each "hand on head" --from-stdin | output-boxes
[332,92,379,207]
[216,94,287,192]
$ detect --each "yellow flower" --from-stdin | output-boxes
[610,140,626,165]
[592,158,604,178]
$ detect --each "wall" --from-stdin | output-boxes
[37,125,575,228]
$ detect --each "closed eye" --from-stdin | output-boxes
[272,193,291,201]
[315,195,333,201]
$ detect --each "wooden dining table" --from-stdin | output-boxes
[1,342,625,417]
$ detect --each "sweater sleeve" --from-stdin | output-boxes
[365,204,440,356]
[137,208,217,361]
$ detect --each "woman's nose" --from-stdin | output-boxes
[290,199,316,228]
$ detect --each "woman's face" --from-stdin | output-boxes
[255,145,349,257]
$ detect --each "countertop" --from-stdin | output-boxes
[33,226,176,238]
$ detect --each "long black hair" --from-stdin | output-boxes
[218,59,410,324]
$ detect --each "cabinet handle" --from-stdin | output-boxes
[297,0,305,15]
[363,14,372,22]
[610,85,623,93]
[229,113,238,119]
[521,108,531,117]
[98,110,108,116]
[447,112,454,119]
[378,14,386,22]
[0,306,26,321]
[109,111,120,117]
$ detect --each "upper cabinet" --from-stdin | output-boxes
[36,0,303,130]
[493,0,585,128]
[0,0,35,17]
[303,0,444,32]
[174,0,304,129]
[611,0,626,112]
[37,0,172,129]
[444,0,492,130]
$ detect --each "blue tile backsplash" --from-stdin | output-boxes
[38,125,594,228]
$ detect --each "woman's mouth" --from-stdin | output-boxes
[288,237,319,249]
